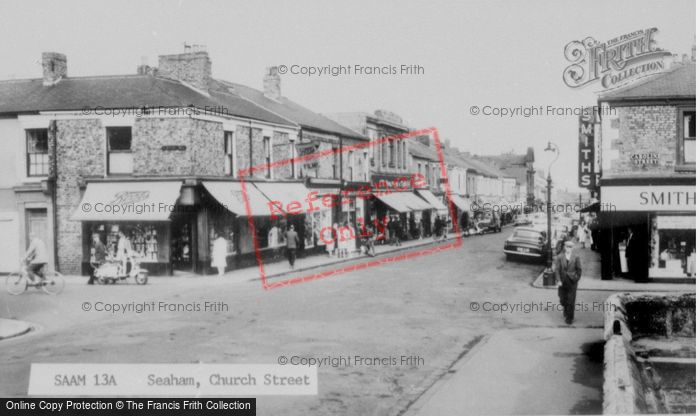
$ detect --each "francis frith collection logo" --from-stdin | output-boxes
[563,28,671,90]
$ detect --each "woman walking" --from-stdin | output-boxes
[212,231,228,276]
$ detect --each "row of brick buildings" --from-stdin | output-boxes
[0,47,533,275]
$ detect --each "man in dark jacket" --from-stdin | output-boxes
[554,240,582,324]
[285,225,300,269]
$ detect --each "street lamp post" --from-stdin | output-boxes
[542,141,559,286]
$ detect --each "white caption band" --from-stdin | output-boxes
[28,364,317,396]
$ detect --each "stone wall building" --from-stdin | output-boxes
[0,48,310,276]
[597,62,695,282]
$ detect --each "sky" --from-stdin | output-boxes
[0,0,695,190]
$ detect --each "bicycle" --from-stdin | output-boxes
[5,261,65,295]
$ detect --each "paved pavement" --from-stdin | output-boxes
[58,231,464,286]
[406,328,603,416]
[532,245,696,292]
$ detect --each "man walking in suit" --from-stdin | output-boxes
[554,240,582,325]
[285,224,300,269]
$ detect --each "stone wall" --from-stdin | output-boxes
[235,125,264,178]
[272,131,292,179]
[607,105,686,176]
[55,119,106,274]
[133,118,224,176]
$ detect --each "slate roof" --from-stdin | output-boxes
[0,74,296,126]
[219,80,367,140]
[600,63,695,102]
[407,140,438,162]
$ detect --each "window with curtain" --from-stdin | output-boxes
[26,129,49,177]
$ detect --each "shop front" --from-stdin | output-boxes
[72,180,183,276]
[202,180,311,271]
[372,191,433,241]
[416,189,449,238]
[447,193,473,232]
[599,181,696,282]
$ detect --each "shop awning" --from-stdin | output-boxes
[417,190,448,212]
[577,202,599,213]
[72,181,182,221]
[374,192,433,212]
[203,181,272,217]
[253,182,312,217]
[448,194,472,212]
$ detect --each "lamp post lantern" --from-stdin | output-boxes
[542,141,559,286]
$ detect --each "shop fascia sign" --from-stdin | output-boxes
[578,107,598,189]
[296,142,320,170]
[601,185,696,211]
[563,28,671,90]
[108,191,150,205]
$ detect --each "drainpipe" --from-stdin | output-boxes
[49,120,59,272]
[248,120,253,177]
[337,136,343,225]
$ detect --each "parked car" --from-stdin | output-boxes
[503,227,547,262]
[476,221,501,235]
[514,215,531,226]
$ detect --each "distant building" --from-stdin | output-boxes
[476,148,535,205]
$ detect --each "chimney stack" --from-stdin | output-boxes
[158,45,211,91]
[42,52,67,86]
[137,56,153,75]
[263,67,281,100]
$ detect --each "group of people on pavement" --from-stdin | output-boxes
[211,224,301,275]
[87,231,134,284]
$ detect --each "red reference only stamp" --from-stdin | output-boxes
[238,127,462,290]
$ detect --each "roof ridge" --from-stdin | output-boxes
[217,78,367,139]
[600,62,695,99]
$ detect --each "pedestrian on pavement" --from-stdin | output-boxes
[89,233,107,284]
[116,231,132,275]
[211,231,228,277]
[554,240,582,325]
[577,223,587,248]
[433,216,442,241]
[389,216,399,246]
[285,224,299,269]
[325,224,336,257]
[584,225,593,248]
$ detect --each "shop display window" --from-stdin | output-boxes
[650,216,696,278]
[88,223,160,263]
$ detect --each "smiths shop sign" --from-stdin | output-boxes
[578,108,598,189]
[563,28,670,90]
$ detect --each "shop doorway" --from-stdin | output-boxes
[26,209,48,247]
[171,216,195,272]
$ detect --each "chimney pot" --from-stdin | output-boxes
[42,52,67,86]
